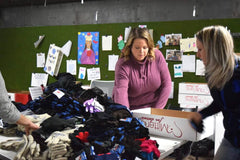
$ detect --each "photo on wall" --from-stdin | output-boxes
[78,32,99,65]
[166,49,183,61]
[165,33,182,46]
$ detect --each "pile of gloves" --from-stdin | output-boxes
[0,135,41,160]
[45,129,75,160]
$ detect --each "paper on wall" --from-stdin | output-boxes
[78,67,86,79]
[124,26,131,43]
[182,55,195,72]
[102,35,112,51]
[61,40,72,57]
[108,55,119,71]
[174,64,183,78]
[180,37,197,52]
[31,73,48,87]
[196,59,205,76]
[37,53,45,68]
[66,59,77,75]
[168,82,174,99]
[44,44,63,76]
[87,67,100,81]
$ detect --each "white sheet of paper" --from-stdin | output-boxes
[108,55,119,71]
[174,64,183,78]
[102,35,112,51]
[66,59,77,75]
[78,67,86,79]
[182,55,195,72]
[87,67,101,81]
[37,53,45,68]
[61,40,72,57]
[53,89,65,99]
[29,86,43,100]
[196,59,205,76]
[124,26,131,43]
[168,81,174,99]
[31,73,48,87]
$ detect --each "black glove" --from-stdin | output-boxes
[190,119,204,133]
[40,116,75,134]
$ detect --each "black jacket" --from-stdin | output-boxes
[200,57,240,148]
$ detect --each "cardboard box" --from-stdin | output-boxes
[133,108,199,141]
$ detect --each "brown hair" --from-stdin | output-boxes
[120,27,155,61]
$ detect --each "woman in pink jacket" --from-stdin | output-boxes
[113,27,172,110]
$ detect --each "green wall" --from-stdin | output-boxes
[0,18,240,107]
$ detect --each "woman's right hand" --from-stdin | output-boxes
[188,112,204,133]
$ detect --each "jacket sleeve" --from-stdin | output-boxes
[154,49,172,109]
[112,59,130,108]
[0,72,21,124]
[199,100,221,119]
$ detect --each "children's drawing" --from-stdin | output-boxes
[78,32,99,65]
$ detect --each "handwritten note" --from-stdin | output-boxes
[31,73,48,87]
[87,67,101,81]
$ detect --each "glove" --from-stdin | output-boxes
[0,138,24,151]
[45,129,74,146]
[17,114,50,132]
[190,120,204,133]
[14,134,28,160]
[75,131,89,143]
[140,139,160,158]
[41,116,75,134]
[20,134,34,158]
[84,98,105,113]
[48,142,69,159]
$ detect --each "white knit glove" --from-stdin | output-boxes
[17,114,51,132]
[0,138,24,151]
[13,135,41,160]
[45,129,74,146]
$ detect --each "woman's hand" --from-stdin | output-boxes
[188,112,204,133]
[16,115,40,135]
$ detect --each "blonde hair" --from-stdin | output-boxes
[121,27,155,61]
[196,25,236,89]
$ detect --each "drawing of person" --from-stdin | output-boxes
[80,32,96,64]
